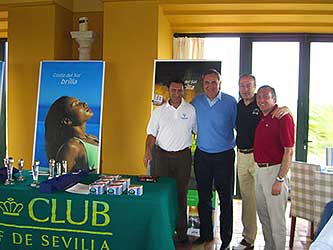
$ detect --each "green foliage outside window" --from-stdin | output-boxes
[308,104,333,163]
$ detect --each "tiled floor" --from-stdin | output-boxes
[176,199,312,250]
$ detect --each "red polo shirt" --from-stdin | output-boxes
[254,105,295,164]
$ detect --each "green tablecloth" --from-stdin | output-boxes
[0,172,178,250]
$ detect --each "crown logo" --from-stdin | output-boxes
[0,197,24,216]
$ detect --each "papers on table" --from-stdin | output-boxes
[65,183,90,194]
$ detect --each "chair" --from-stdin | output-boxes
[312,170,333,232]
[289,161,320,249]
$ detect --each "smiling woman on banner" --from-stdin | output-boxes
[45,96,99,173]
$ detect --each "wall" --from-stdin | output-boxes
[7,2,73,164]
[8,4,56,163]
[102,1,160,174]
[55,4,73,59]
[158,5,173,59]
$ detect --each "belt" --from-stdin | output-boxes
[156,146,190,156]
[238,148,253,154]
[257,163,278,168]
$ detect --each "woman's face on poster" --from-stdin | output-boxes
[64,97,93,125]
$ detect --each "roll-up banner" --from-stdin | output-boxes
[33,61,105,173]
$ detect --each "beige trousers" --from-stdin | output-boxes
[237,151,257,244]
[256,164,289,250]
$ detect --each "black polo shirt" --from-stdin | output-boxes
[236,96,260,149]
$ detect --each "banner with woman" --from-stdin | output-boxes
[33,61,105,173]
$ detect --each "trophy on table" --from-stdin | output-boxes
[4,157,15,185]
[31,160,40,188]
[56,162,62,177]
[48,159,55,179]
[62,160,67,175]
[17,159,25,182]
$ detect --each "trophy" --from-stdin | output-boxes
[17,159,25,182]
[62,160,67,175]
[31,160,40,187]
[48,159,55,179]
[56,162,62,177]
[4,157,13,185]
[4,157,15,185]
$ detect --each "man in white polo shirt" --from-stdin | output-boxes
[143,79,196,244]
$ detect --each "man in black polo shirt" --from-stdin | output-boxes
[233,74,289,250]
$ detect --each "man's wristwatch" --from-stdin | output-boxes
[276,176,285,182]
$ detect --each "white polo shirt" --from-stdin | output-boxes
[147,98,196,152]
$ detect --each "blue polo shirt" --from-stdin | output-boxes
[192,92,237,153]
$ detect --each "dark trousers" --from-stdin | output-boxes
[194,147,235,246]
[155,147,192,238]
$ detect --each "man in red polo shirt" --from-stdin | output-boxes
[253,85,295,250]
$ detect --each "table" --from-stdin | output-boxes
[0,172,178,250]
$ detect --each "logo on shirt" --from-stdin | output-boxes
[180,113,189,119]
[252,108,260,116]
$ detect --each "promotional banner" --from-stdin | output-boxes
[152,60,222,236]
[0,61,5,162]
[33,61,105,173]
[152,60,221,184]
[153,60,222,107]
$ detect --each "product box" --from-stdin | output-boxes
[187,189,217,237]
[106,184,123,195]
[128,185,143,196]
[118,178,131,190]
[113,180,127,191]
[96,178,112,185]
[100,175,121,181]
[89,183,105,195]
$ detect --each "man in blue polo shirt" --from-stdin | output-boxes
[192,69,237,250]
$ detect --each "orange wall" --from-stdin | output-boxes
[158,5,172,59]
[8,4,56,164]
[102,1,160,175]
[8,3,73,165]
[55,4,73,60]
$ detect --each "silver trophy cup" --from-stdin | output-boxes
[17,159,25,182]
[31,160,40,188]
[4,157,15,185]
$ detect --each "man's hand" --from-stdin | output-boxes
[143,151,152,168]
[143,135,156,168]
[271,106,290,119]
[271,181,283,196]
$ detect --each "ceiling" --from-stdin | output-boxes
[160,1,333,33]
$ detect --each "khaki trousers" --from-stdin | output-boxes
[256,164,289,250]
[237,151,257,245]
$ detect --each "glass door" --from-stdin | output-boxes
[308,42,333,165]
[204,37,240,99]
[252,42,300,117]
[252,42,300,161]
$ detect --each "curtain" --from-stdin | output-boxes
[173,37,205,59]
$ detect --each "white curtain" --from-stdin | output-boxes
[173,37,205,59]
